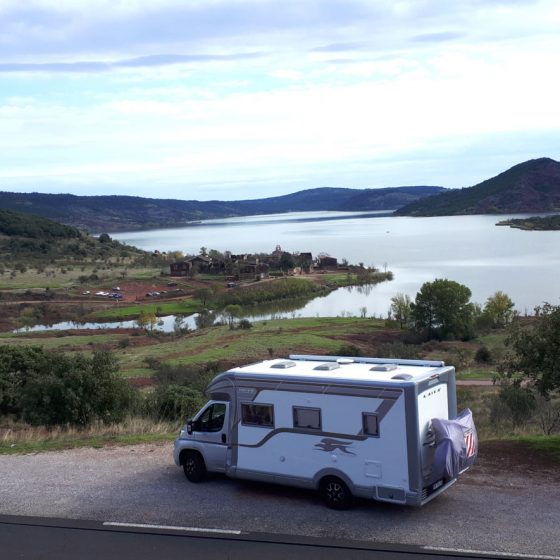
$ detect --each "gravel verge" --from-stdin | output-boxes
[0,441,558,557]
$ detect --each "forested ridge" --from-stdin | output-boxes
[0,186,444,232]
[396,158,560,216]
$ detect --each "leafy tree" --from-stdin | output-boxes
[136,310,158,332]
[195,309,217,329]
[173,315,187,336]
[168,250,185,260]
[19,306,38,330]
[98,233,112,243]
[0,346,50,415]
[502,303,560,395]
[208,249,224,259]
[223,304,242,329]
[390,293,412,329]
[411,278,474,340]
[279,252,294,272]
[194,288,214,307]
[483,291,516,328]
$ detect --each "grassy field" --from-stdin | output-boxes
[0,263,163,290]
[112,316,394,374]
[0,317,396,376]
[0,417,178,455]
[92,299,201,320]
[0,316,508,381]
[513,435,560,458]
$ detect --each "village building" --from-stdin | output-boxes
[170,255,213,276]
[317,256,338,270]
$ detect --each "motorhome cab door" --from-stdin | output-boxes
[191,401,229,472]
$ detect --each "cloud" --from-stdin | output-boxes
[0,1,376,60]
[311,42,365,53]
[0,52,262,73]
[411,31,464,43]
[1,0,560,199]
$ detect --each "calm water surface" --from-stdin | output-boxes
[113,211,560,317]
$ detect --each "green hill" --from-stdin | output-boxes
[0,208,81,239]
[395,158,560,216]
[0,208,145,262]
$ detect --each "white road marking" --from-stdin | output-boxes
[424,546,560,560]
[103,521,242,535]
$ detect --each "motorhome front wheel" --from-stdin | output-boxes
[320,477,353,510]
[183,452,206,483]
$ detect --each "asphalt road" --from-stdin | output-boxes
[0,442,558,559]
[0,515,546,560]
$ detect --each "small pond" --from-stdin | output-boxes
[13,286,382,334]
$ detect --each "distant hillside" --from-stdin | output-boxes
[339,186,445,211]
[0,208,80,239]
[0,208,145,262]
[0,186,445,233]
[496,214,560,231]
[395,158,560,216]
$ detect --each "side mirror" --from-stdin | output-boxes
[187,421,193,435]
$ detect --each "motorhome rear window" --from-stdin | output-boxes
[362,413,379,437]
[241,403,274,427]
[293,407,321,430]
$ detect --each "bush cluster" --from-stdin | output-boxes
[0,346,136,426]
[145,385,206,422]
[217,278,326,307]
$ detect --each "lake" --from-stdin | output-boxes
[113,211,560,318]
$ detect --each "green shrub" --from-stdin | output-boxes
[22,352,136,426]
[475,345,492,364]
[331,344,363,357]
[0,346,137,426]
[376,341,421,360]
[145,385,205,421]
[495,384,536,427]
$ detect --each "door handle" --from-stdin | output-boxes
[221,434,226,444]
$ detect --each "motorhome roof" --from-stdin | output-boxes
[229,355,447,384]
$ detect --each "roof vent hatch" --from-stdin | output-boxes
[314,362,340,371]
[370,364,398,372]
[270,360,296,369]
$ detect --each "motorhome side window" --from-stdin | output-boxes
[293,406,321,430]
[198,403,226,432]
[362,413,379,437]
[241,403,274,427]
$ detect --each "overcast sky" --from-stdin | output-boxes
[0,0,559,200]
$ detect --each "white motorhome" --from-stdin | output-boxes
[174,354,477,508]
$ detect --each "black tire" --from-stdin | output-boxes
[183,452,206,483]
[319,476,353,510]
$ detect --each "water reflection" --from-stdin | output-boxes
[14,285,386,333]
